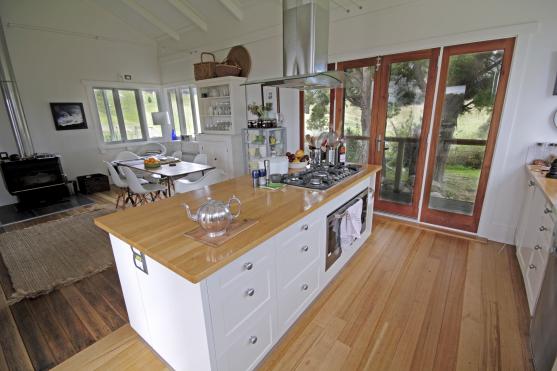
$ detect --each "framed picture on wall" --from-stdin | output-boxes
[261,86,281,115]
[50,102,87,130]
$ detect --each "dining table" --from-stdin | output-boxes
[114,158,215,196]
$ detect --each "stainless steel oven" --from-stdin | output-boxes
[326,188,370,271]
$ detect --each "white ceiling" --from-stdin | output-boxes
[90,0,412,59]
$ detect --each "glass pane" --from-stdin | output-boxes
[181,88,195,135]
[379,59,430,205]
[118,90,143,140]
[142,90,161,138]
[428,49,504,215]
[303,89,330,152]
[345,138,369,164]
[169,90,181,136]
[94,89,120,142]
[343,66,375,137]
[94,89,112,142]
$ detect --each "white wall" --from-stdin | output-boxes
[0,0,160,206]
[160,0,557,244]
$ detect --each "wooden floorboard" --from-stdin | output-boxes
[0,189,533,370]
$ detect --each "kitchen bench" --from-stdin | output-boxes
[94,165,381,370]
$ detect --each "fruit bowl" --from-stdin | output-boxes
[144,157,161,168]
[288,161,309,169]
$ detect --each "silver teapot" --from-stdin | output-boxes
[183,195,241,237]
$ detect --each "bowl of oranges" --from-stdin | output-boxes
[144,157,161,169]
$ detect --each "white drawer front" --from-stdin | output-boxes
[526,250,547,314]
[217,311,274,371]
[208,239,273,291]
[278,260,320,332]
[277,219,321,288]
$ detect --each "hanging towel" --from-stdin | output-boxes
[340,198,363,249]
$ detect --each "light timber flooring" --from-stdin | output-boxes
[51,206,532,370]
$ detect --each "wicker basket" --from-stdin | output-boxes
[194,52,217,80]
[215,60,242,77]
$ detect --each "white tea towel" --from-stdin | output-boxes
[340,198,363,248]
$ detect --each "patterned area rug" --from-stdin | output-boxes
[0,208,114,305]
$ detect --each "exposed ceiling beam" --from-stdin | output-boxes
[166,0,208,32]
[218,0,244,21]
[121,0,180,40]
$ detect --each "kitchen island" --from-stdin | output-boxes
[95,165,381,371]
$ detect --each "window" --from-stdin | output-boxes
[166,86,199,138]
[300,89,332,153]
[93,87,161,143]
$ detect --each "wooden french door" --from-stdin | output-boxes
[420,38,515,232]
[371,49,440,217]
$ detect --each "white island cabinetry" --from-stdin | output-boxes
[111,174,376,370]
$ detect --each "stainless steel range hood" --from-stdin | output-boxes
[243,0,343,90]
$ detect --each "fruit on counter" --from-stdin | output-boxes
[286,150,309,163]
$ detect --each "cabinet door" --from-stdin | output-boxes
[134,255,214,371]
[516,178,536,248]
[109,237,150,342]
[201,141,230,176]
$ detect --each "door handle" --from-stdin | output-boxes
[376,134,382,152]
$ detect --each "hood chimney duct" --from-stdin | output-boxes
[0,16,34,157]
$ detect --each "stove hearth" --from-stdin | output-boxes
[281,164,362,190]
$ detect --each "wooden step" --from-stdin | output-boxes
[53,325,168,370]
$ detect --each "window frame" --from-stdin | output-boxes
[90,83,162,145]
[165,85,200,138]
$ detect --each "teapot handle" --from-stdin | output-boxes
[228,195,241,218]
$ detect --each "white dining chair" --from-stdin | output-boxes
[114,151,140,161]
[138,142,167,157]
[193,153,208,165]
[182,153,210,182]
[171,150,183,161]
[121,166,168,206]
[105,162,149,208]
[175,169,226,194]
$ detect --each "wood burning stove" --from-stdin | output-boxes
[1,154,69,205]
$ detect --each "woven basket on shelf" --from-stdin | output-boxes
[215,60,242,77]
[194,52,217,80]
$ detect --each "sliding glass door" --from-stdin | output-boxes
[336,58,379,164]
[372,49,439,217]
[421,38,515,231]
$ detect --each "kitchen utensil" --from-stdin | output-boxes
[183,196,241,238]
[226,45,251,77]
[311,148,322,165]
[327,148,338,165]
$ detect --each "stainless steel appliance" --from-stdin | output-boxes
[531,243,557,371]
[325,188,370,271]
[281,164,361,191]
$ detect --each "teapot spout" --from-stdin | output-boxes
[183,203,198,222]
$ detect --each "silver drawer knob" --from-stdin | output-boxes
[249,336,258,344]
[529,264,537,270]
[246,288,255,297]
[302,224,309,231]
[545,207,552,214]
[539,226,547,231]
[244,262,253,270]
[535,245,542,250]
[301,245,309,252]
[301,283,309,291]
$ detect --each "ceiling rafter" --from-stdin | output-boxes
[120,0,180,40]
[166,0,208,32]
[218,0,244,21]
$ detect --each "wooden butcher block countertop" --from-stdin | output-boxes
[95,165,381,283]
[527,165,557,206]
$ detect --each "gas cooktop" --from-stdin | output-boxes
[281,164,362,190]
